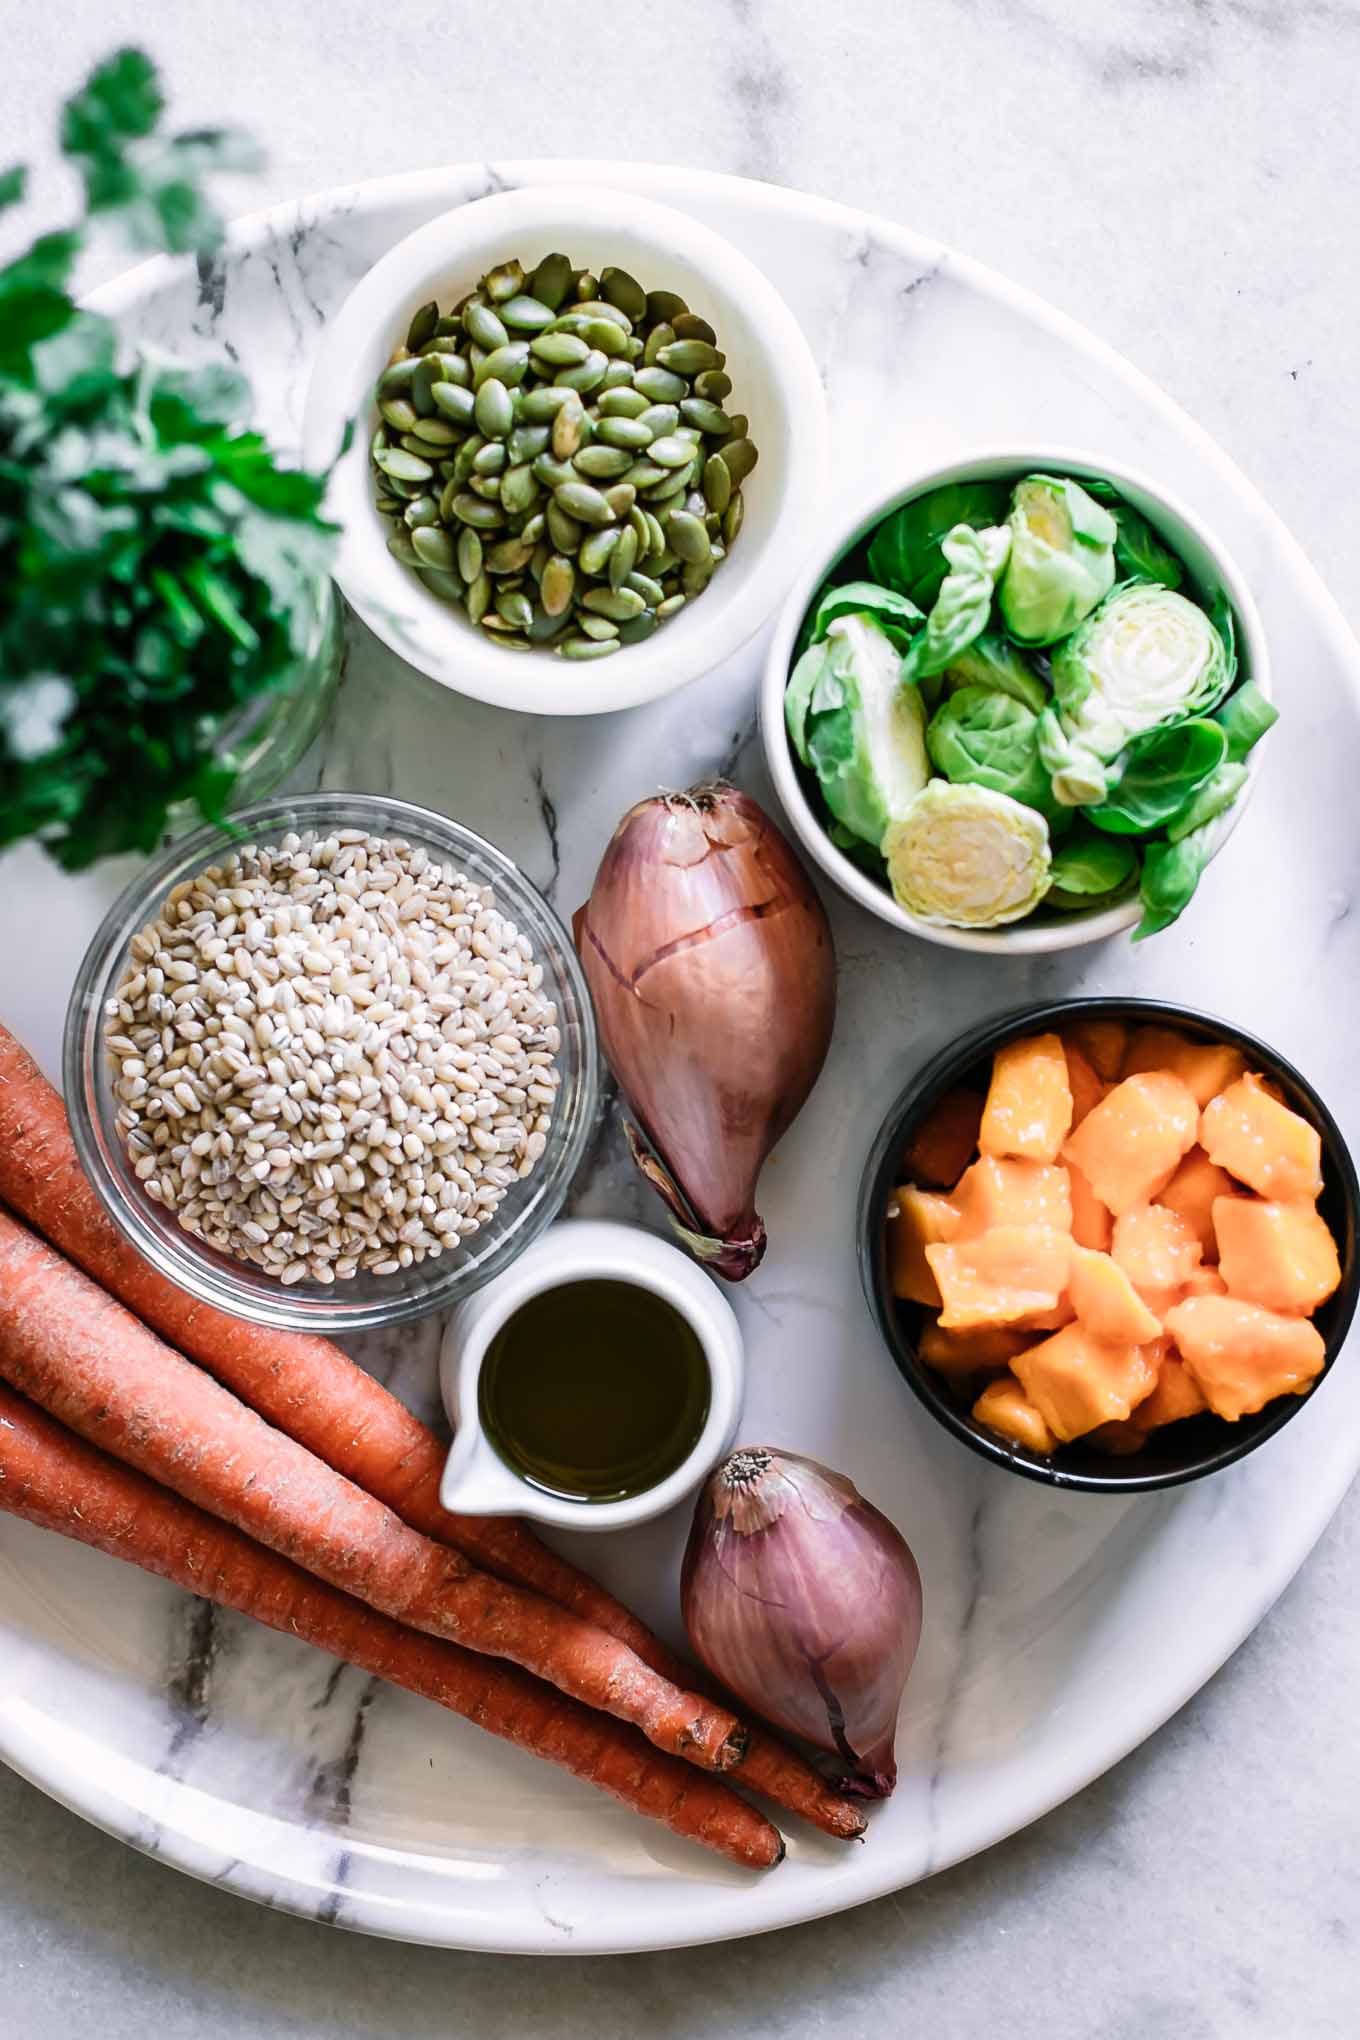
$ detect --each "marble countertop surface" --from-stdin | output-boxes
[4,2,1359,2033]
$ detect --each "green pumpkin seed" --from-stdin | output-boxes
[554,480,615,526]
[626,569,665,605]
[383,475,425,500]
[378,357,420,396]
[551,393,586,459]
[702,452,733,514]
[618,608,658,644]
[468,475,502,502]
[726,413,749,439]
[496,588,534,630]
[574,444,634,480]
[482,259,525,304]
[379,396,418,432]
[546,502,583,553]
[578,527,620,577]
[693,368,733,402]
[671,312,717,345]
[572,270,599,301]
[450,493,506,530]
[558,635,620,661]
[530,538,551,580]
[721,437,758,486]
[533,452,578,491]
[646,434,693,470]
[406,300,439,350]
[722,492,745,546]
[645,469,689,505]
[623,459,668,491]
[403,493,440,528]
[554,350,608,393]
[521,511,546,545]
[438,477,459,521]
[530,330,590,368]
[507,422,551,462]
[657,592,688,619]
[578,613,621,642]
[530,251,573,310]
[540,554,576,616]
[464,301,509,352]
[599,387,650,420]
[465,571,492,623]
[416,565,465,603]
[581,586,645,621]
[656,340,724,375]
[601,358,636,389]
[486,535,535,574]
[452,438,481,484]
[374,445,434,483]
[603,482,637,519]
[409,416,461,447]
[645,288,687,325]
[598,415,654,450]
[642,509,668,555]
[521,384,577,421]
[552,316,630,357]
[472,441,508,475]
[633,365,688,404]
[467,342,487,376]
[397,431,435,455]
[608,525,639,590]
[599,266,647,320]
[386,531,419,566]
[680,397,731,436]
[411,524,456,570]
[429,380,476,426]
[529,602,569,641]
[642,321,674,367]
[499,294,555,332]
[410,359,441,414]
[474,379,514,439]
[456,529,484,583]
[664,509,712,565]
[635,403,679,439]
[475,342,530,390]
[501,462,541,517]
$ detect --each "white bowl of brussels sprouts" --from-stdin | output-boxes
[760,448,1274,953]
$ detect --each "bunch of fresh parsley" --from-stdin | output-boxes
[0,49,340,871]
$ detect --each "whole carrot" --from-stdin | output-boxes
[0,1023,863,1842]
[0,1209,744,1773]
[0,1386,782,1871]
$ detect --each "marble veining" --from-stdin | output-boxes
[2,147,1359,1981]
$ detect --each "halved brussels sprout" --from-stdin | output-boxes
[785,614,929,847]
[883,782,1051,928]
[1042,582,1234,806]
[927,685,1057,817]
[998,475,1117,646]
[941,630,1048,715]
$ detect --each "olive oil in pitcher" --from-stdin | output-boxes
[478,1278,710,1503]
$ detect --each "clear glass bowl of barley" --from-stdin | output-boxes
[65,791,600,1332]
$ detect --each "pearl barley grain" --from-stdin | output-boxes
[107,831,560,1283]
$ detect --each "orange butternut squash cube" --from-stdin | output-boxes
[953,1154,1072,1237]
[1166,1293,1326,1419]
[1200,1073,1323,1203]
[1213,1197,1342,1316]
[1136,1357,1208,1429]
[1087,1419,1151,1456]
[1012,1322,1159,1443]
[1065,1018,1127,1082]
[1068,1245,1163,1344]
[918,1319,1029,1378]
[926,1225,1070,1330]
[1014,1296,1078,1332]
[904,1088,984,1189]
[1063,1072,1198,1217]
[1179,1265,1227,1298]
[1121,1026,1247,1107]
[1156,1147,1237,1260]
[1112,1205,1203,1302]
[980,1034,1073,1165]
[887,1185,961,1306]
[972,1375,1056,1454]
[1067,1162,1113,1251]
[1063,1042,1107,1130]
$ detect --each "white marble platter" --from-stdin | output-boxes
[1,163,1357,1957]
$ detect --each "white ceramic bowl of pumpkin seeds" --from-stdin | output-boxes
[304,184,828,716]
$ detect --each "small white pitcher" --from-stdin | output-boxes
[438,1219,745,1532]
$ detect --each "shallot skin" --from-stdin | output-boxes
[574,786,836,1280]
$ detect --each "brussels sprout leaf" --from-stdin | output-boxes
[1047,829,1139,909]
[809,579,924,650]
[1089,718,1227,835]
[1213,678,1277,761]
[866,479,1011,607]
[902,523,1010,683]
[1134,824,1215,940]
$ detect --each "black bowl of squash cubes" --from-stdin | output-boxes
[858,997,1360,1491]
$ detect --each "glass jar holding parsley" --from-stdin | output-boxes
[0,49,344,872]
